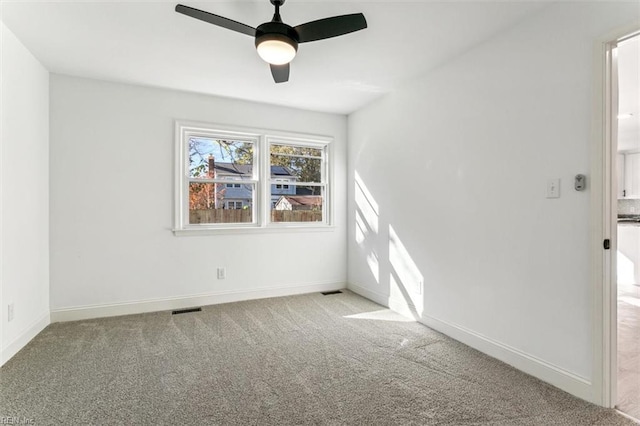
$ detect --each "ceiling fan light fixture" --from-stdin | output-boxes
[256,34,297,65]
[176,2,367,83]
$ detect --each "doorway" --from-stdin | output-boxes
[609,31,640,420]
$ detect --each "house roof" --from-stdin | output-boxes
[272,166,295,177]
[214,162,295,178]
[213,163,252,176]
[294,187,315,196]
[278,196,322,207]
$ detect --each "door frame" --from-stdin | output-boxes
[591,26,640,408]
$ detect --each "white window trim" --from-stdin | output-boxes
[173,120,334,235]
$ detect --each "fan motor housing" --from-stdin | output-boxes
[255,22,299,51]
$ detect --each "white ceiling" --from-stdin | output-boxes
[1,1,549,115]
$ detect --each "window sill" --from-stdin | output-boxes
[172,224,336,236]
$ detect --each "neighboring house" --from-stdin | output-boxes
[211,161,253,210]
[274,195,323,211]
[208,157,297,209]
[271,165,297,206]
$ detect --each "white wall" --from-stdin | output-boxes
[0,21,50,365]
[347,2,638,402]
[49,75,347,318]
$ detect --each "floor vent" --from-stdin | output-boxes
[172,307,202,315]
[321,290,343,296]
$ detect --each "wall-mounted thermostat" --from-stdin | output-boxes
[575,174,586,191]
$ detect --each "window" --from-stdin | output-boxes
[175,122,332,234]
[270,142,326,223]
[226,201,244,209]
[274,179,291,191]
[182,132,256,226]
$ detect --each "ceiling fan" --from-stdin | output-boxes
[175,1,367,83]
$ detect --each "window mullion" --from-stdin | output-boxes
[182,128,190,228]
[323,145,329,225]
[260,135,269,227]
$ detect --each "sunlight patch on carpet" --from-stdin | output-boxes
[344,309,415,322]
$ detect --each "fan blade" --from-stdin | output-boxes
[270,64,290,83]
[175,4,256,37]
[294,13,367,43]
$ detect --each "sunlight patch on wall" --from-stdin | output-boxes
[355,171,379,235]
[390,225,423,295]
[355,209,368,245]
[389,225,424,317]
[367,251,380,284]
[355,171,381,283]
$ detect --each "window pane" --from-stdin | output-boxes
[271,144,322,158]
[189,138,254,179]
[189,182,253,224]
[271,192,323,223]
[270,144,322,183]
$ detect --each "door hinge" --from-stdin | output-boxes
[603,239,611,250]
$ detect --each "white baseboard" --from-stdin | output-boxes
[347,282,421,320]
[1,312,50,367]
[347,281,594,403]
[419,313,593,402]
[347,282,390,307]
[51,281,346,322]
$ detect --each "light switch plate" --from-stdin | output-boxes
[217,267,226,280]
[547,179,560,198]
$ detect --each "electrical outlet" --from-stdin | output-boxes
[8,303,14,322]
[217,267,226,280]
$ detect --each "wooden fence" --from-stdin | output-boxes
[190,209,322,224]
[271,210,322,223]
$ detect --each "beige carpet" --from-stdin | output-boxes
[0,290,635,425]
